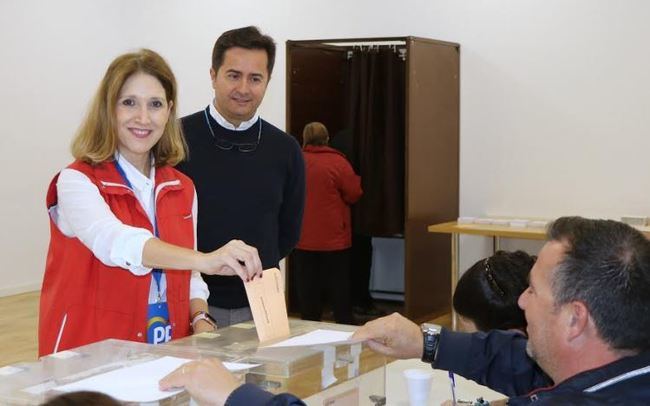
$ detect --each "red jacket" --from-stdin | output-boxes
[296,146,362,251]
[39,161,195,356]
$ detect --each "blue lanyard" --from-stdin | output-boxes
[113,160,164,298]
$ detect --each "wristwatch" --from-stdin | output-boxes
[420,323,441,363]
[191,311,217,331]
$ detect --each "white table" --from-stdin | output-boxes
[385,359,505,405]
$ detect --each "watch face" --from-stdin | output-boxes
[421,323,441,334]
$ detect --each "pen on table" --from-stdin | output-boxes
[449,370,457,406]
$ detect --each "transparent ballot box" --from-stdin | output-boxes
[0,319,387,405]
[169,319,388,405]
[0,339,200,405]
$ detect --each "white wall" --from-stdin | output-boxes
[1,0,649,295]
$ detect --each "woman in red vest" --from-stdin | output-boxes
[39,49,262,356]
[293,122,363,324]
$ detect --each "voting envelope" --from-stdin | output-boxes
[244,267,290,343]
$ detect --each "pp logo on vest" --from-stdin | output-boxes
[150,322,171,344]
[147,303,172,344]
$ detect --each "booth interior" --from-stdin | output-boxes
[285,36,460,323]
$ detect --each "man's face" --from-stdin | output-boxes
[518,240,566,373]
[210,47,269,127]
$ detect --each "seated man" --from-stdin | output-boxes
[353,216,650,403]
[160,217,650,405]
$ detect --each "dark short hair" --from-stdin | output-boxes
[453,250,535,331]
[212,26,276,77]
[42,391,121,406]
[548,216,650,352]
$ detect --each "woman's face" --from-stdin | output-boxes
[115,72,171,168]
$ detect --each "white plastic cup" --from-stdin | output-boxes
[403,368,433,405]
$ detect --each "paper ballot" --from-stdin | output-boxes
[52,356,260,402]
[266,329,356,348]
[244,267,291,343]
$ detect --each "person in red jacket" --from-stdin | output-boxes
[293,122,362,324]
[39,49,262,356]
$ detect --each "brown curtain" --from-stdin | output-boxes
[341,46,405,236]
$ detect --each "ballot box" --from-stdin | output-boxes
[170,319,388,405]
[0,319,387,405]
[0,339,200,405]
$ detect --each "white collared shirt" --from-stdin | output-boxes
[51,154,208,301]
[209,100,259,131]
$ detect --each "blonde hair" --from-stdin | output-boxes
[302,122,329,147]
[71,49,186,166]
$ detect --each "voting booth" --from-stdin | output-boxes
[0,319,388,405]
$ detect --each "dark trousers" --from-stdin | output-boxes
[350,233,373,308]
[292,248,354,324]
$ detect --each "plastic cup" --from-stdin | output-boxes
[403,368,433,405]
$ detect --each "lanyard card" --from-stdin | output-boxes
[244,267,290,343]
[147,301,171,344]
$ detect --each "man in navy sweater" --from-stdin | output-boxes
[176,26,305,327]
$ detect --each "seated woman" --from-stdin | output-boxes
[39,49,262,356]
[453,250,535,333]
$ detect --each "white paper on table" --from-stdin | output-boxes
[223,361,261,371]
[265,329,358,348]
[53,356,260,402]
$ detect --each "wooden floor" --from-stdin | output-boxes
[0,291,40,367]
[0,291,450,368]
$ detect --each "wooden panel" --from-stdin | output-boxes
[285,44,349,314]
[404,38,460,322]
[286,43,348,141]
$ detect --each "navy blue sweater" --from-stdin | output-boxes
[225,384,305,406]
[177,109,305,308]
[434,329,650,405]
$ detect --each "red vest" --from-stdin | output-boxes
[39,161,195,356]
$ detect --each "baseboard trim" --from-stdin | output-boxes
[0,283,41,298]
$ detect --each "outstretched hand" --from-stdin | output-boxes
[198,240,263,281]
[351,312,424,360]
[159,358,240,406]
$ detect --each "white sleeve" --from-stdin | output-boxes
[189,189,209,300]
[55,168,154,275]
[189,271,209,300]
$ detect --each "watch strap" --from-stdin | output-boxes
[421,327,440,363]
[191,311,217,330]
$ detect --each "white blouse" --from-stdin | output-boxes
[50,154,209,301]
